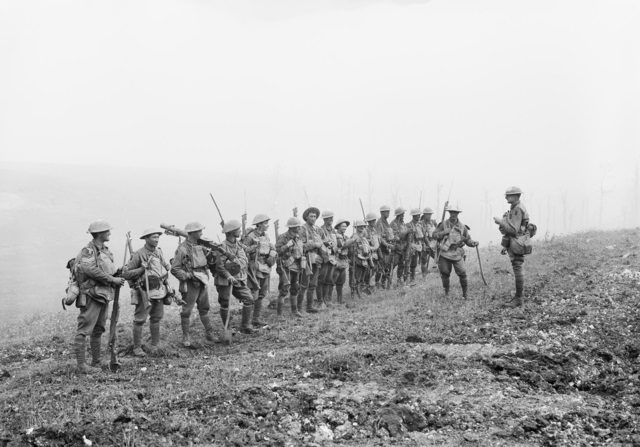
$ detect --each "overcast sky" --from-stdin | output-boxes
[1,0,639,218]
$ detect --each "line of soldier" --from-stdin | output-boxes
[68,187,530,373]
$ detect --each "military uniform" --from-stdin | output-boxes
[298,211,323,313]
[419,215,437,277]
[390,211,409,285]
[243,226,276,326]
[73,220,122,373]
[275,225,304,316]
[348,223,373,298]
[433,214,477,298]
[375,214,394,288]
[214,238,256,333]
[123,242,171,354]
[405,211,424,283]
[497,188,530,304]
[318,221,338,304]
[364,222,381,292]
[331,219,351,304]
[171,237,214,344]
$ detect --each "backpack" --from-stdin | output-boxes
[62,258,81,309]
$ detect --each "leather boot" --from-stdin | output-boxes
[306,289,319,313]
[252,299,267,327]
[89,335,102,367]
[149,322,160,352]
[441,276,450,297]
[75,334,100,374]
[316,284,324,308]
[132,324,146,357]
[513,260,524,299]
[200,314,215,342]
[290,294,303,317]
[325,284,334,304]
[296,291,305,314]
[181,316,191,347]
[240,305,255,334]
[276,296,283,317]
[336,285,343,304]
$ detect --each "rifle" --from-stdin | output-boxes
[434,181,454,268]
[209,193,225,229]
[108,231,130,372]
[241,191,247,239]
[476,245,488,286]
[161,223,224,253]
[292,207,298,218]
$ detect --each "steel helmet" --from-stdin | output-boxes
[140,228,162,239]
[410,208,421,216]
[286,217,302,228]
[505,186,523,195]
[302,207,320,221]
[185,222,205,233]
[223,219,242,233]
[354,220,367,227]
[252,214,270,225]
[394,207,406,217]
[447,203,462,213]
[334,218,350,229]
[365,212,378,222]
[87,220,112,234]
[422,207,434,215]
[321,210,334,219]
[379,205,391,212]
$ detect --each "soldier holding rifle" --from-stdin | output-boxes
[73,220,125,374]
[318,210,338,306]
[419,207,437,279]
[275,217,305,317]
[298,207,323,313]
[375,205,394,289]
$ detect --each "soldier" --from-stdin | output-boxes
[170,222,215,347]
[390,207,409,286]
[433,204,479,298]
[214,220,256,334]
[406,208,425,284]
[298,207,323,313]
[123,228,173,356]
[364,212,381,293]
[243,214,277,327]
[275,217,305,317]
[318,210,338,306]
[419,207,437,278]
[73,220,125,374]
[375,205,394,289]
[348,220,373,298]
[331,219,351,304]
[494,186,530,306]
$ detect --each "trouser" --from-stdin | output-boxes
[350,263,368,297]
[393,251,406,282]
[318,262,335,303]
[216,281,255,309]
[508,250,525,298]
[76,296,108,337]
[278,268,301,313]
[298,263,320,310]
[180,281,210,319]
[250,275,270,304]
[437,257,468,296]
[409,251,420,281]
[133,293,164,325]
[331,267,347,303]
[375,251,392,287]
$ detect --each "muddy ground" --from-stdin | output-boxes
[1,229,639,446]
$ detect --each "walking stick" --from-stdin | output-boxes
[475,245,488,286]
[108,231,130,372]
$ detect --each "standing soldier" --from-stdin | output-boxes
[298,207,323,314]
[318,210,338,306]
[243,214,277,327]
[433,204,478,298]
[375,205,394,289]
[419,207,437,278]
[275,217,305,317]
[494,186,531,307]
[331,219,351,304]
[364,212,381,293]
[406,208,425,285]
[348,220,373,298]
[214,220,256,334]
[171,222,215,347]
[123,228,173,356]
[73,220,125,374]
[390,207,409,286]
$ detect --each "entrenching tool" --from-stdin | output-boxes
[222,303,233,345]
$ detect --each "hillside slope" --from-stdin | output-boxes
[1,229,639,446]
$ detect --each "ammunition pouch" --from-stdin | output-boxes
[225,260,241,276]
[510,235,532,255]
[92,284,115,302]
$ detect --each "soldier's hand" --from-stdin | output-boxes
[141,260,149,269]
[111,276,126,287]
[227,276,238,285]
[286,240,294,248]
